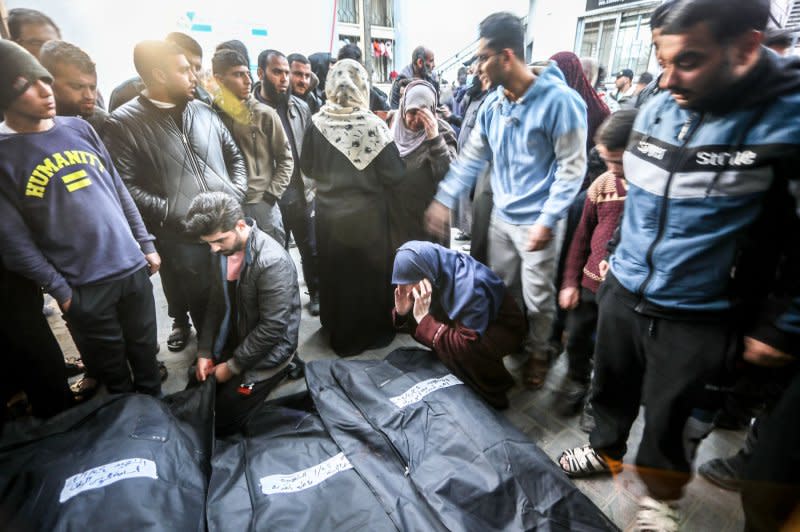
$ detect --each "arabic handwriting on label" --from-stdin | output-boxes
[59,458,158,503]
[389,374,463,409]
[260,453,353,495]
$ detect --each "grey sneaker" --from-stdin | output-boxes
[697,451,747,491]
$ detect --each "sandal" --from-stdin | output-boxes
[167,326,190,352]
[70,377,98,402]
[558,444,622,478]
[522,356,551,389]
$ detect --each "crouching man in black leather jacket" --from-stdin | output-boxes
[104,40,247,352]
[185,192,302,436]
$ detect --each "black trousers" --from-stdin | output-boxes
[550,190,588,348]
[188,368,288,437]
[280,199,318,295]
[589,275,736,500]
[155,238,212,334]
[469,168,493,266]
[63,267,161,396]
[564,288,597,383]
[0,267,73,418]
[742,368,800,531]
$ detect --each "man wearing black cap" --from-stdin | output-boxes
[612,68,636,109]
[0,40,163,398]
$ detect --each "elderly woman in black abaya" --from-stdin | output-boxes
[300,59,405,357]
[389,80,457,250]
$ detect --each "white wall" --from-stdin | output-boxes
[8,0,336,98]
[527,0,585,62]
[394,0,529,84]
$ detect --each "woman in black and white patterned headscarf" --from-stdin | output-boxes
[301,59,406,357]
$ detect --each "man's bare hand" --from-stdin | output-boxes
[425,200,451,240]
[59,297,72,314]
[743,337,794,367]
[196,357,215,382]
[145,252,162,275]
[526,223,552,251]
[213,361,233,383]
[559,287,580,310]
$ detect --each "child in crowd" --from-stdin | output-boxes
[555,109,638,417]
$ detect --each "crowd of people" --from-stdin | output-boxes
[1,0,799,530]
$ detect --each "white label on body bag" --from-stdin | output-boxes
[59,458,158,503]
[260,453,354,495]
[389,374,463,409]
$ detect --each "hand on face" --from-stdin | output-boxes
[419,108,439,139]
[411,279,433,324]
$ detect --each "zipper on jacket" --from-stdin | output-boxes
[179,112,209,192]
[251,128,260,175]
[635,112,705,311]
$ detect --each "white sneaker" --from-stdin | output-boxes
[635,496,679,532]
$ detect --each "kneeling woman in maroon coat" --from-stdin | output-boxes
[392,241,526,408]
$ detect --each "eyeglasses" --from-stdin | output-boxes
[475,51,503,65]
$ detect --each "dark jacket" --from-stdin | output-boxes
[108,76,213,112]
[612,50,800,354]
[457,89,489,152]
[104,96,247,233]
[389,64,440,109]
[199,221,301,383]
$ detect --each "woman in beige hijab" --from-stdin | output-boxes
[300,59,406,357]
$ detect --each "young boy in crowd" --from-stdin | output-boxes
[556,110,637,417]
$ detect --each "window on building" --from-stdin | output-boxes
[612,12,652,76]
[371,0,394,27]
[338,0,359,24]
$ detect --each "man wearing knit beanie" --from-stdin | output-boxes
[0,40,54,112]
[0,39,164,398]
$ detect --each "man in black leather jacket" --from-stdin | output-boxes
[104,40,247,350]
[185,192,301,436]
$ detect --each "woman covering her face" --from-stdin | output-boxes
[388,80,457,251]
[392,241,526,408]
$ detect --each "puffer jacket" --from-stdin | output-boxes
[611,50,800,354]
[104,96,247,233]
[214,94,294,204]
[199,220,301,383]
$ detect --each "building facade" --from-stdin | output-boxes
[336,0,396,85]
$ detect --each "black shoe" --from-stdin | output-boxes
[308,293,320,317]
[454,231,471,241]
[158,361,169,382]
[287,355,306,380]
[167,325,191,352]
[713,408,753,431]
[698,452,747,491]
[555,377,589,417]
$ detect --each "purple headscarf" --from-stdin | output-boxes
[391,241,506,335]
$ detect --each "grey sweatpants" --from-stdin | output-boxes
[488,214,564,361]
